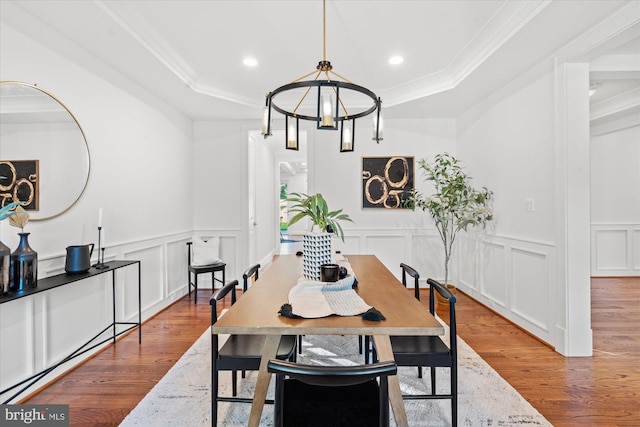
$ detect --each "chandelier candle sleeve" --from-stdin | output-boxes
[321,94,334,127]
[373,107,384,141]
[340,119,354,152]
[287,124,296,148]
[285,115,299,151]
[262,107,270,136]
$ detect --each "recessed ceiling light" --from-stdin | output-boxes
[389,56,404,65]
[243,57,258,67]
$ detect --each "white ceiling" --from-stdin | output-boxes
[1,0,638,126]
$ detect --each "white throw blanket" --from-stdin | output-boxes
[287,275,370,318]
[285,256,372,318]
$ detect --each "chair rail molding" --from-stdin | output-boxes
[0,228,242,403]
[335,227,563,351]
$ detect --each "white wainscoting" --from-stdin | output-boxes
[591,224,640,276]
[338,228,558,348]
[0,229,242,403]
[456,234,557,346]
[2,225,563,402]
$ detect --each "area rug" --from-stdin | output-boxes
[119,326,551,426]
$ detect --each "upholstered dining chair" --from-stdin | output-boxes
[187,238,226,304]
[267,359,397,427]
[377,278,458,427]
[210,280,297,426]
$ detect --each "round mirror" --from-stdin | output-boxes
[0,82,90,221]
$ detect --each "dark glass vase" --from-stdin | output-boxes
[10,232,38,291]
[0,239,10,295]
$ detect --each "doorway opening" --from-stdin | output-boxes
[278,160,307,255]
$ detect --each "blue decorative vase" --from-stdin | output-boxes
[10,232,38,291]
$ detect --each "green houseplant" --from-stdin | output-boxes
[406,153,493,287]
[285,192,353,281]
[285,192,353,242]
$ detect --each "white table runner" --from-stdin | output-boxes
[286,256,371,318]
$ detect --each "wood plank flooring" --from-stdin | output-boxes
[20,277,640,426]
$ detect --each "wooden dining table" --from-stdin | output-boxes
[211,254,444,427]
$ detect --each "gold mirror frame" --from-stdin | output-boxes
[0,81,91,221]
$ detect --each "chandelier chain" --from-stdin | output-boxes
[323,0,327,61]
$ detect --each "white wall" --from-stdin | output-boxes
[283,172,308,234]
[1,23,194,401]
[308,118,458,281]
[192,121,260,280]
[254,133,276,266]
[457,71,564,352]
[590,125,640,276]
[2,1,632,400]
[192,118,458,280]
[456,62,599,356]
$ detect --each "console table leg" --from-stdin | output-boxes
[112,271,117,343]
[138,262,142,344]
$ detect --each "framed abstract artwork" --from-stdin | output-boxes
[0,160,39,210]
[361,156,414,209]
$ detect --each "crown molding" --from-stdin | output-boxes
[559,1,640,64]
[590,87,640,121]
[447,0,552,87]
[95,1,259,108]
[382,0,551,107]
[97,0,554,111]
[92,0,636,113]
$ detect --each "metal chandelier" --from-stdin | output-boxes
[261,0,383,152]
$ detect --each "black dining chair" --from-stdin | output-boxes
[376,278,458,426]
[400,262,421,301]
[364,263,422,364]
[267,359,397,427]
[186,240,226,304]
[242,263,260,294]
[210,280,297,426]
[240,263,259,374]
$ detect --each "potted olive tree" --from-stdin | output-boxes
[406,153,493,298]
[286,192,353,280]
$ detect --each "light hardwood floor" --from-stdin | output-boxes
[20,277,639,426]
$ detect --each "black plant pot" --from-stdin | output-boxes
[10,232,38,291]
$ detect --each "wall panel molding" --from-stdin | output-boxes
[2,226,563,402]
[591,223,640,276]
[0,229,242,403]
[453,234,556,346]
[337,228,558,347]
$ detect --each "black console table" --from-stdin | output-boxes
[0,260,141,403]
